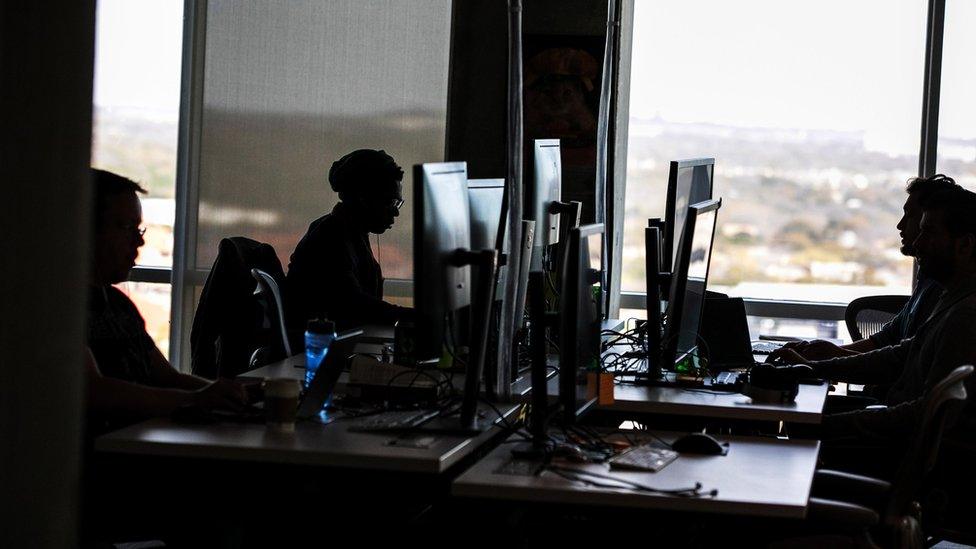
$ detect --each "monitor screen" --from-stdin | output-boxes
[414,162,472,359]
[663,199,721,370]
[664,158,714,273]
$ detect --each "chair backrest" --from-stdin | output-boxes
[886,364,973,522]
[190,237,287,378]
[251,268,292,359]
[845,295,910,341]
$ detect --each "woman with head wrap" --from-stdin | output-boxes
[286,149,411,332]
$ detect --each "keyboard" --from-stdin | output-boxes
[751,341,785,354]
[609,444,679,472]
[351,408,442,432]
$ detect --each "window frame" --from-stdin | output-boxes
[612,0,946,326]
[161,0,948,370]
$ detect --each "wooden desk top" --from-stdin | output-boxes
[453,431,820,519]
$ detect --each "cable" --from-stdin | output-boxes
[542,465,716,497]
[444,311,467,369]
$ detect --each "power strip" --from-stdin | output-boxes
[347,355,443,403]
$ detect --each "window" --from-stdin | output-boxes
[623,0,926,308]
[93,0,184,356]
[171,1,452,367]
[937,0,976,189]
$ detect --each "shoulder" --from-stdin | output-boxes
[91,285,139,314]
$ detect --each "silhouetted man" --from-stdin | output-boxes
[787,186,976,474]
[776,174,957,361]
[287,149,412,331]
[86,169,245,432]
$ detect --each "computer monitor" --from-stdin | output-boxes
[414,163,499,433]
[466,178,506,299]
[413,162,472,361]
[527,139,562,270]
[661,199,721,371]
[558,223,604,424]
[663,158,714,274]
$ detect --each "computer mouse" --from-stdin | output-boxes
[671,433,727,455]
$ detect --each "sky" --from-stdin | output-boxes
[93,0,184,117]
[628,0,975,153]
[92,0,974,143]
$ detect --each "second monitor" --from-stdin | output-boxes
[645,198,722,379]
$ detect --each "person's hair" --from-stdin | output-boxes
[906,173,959,203]
[919,184,976,255]
[92,168,147,227]
[328,149,403,199]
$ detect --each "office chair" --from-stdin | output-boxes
[249,268,293,368]
[845,295,910,341]
[190,237,288,378]
[797,365,973,548]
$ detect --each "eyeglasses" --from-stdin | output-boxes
[119,223,147,238]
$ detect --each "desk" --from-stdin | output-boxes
[241,353,544,398]
[453,431,821,519]
[96,401,519,474]
[604,381,828,424]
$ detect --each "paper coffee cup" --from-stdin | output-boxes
[263,378,300,432]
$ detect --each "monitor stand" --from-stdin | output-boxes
[510,271,558,459]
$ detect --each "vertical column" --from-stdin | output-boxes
[0,2,96,546]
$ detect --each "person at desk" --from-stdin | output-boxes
[775,174,958,361]
[778,185,976,471]
[287,149,411,331]
[86,169,246,432]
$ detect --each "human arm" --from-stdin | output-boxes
[289,232,409,328]
[145,343,213,391]
[85,348,247,416]
[777,338,873,361]
[805,339,911,385]
[822,304,976,440]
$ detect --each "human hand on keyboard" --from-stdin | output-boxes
[779,339,850,361]
[765,346,808,365]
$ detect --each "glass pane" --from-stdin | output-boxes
[938,1,976,189]
[624,0,925,304]
[194,1,451,280]
[92,0,182,267]
[114,282,172,361]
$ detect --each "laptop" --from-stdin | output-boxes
[296,329,363,420]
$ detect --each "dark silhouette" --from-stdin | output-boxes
[286,149,412,332]
[790,185,976,479]
[86,169,246,433]
[775,174,959,361]
[191,237,287,379]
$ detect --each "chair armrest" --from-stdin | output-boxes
[812,469,891,511]
[807,497,880,530]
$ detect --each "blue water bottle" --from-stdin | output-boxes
[305,318,336,388]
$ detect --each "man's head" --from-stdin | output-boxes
[92,169,147,285]
[329,149,404,234]
[914,185,976,284]
[898,174,959,256]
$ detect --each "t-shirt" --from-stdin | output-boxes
[868,276,943,348]
[286,202,409,331]
[87,285,156,385]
